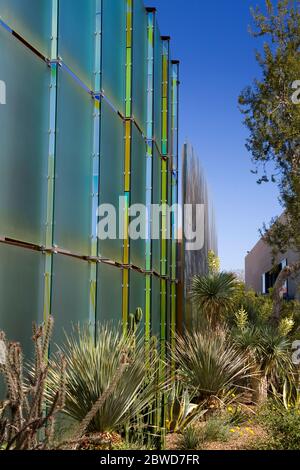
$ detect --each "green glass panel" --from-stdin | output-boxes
[54,68,93,255]
[167,161,172,277]
[0,0,51,56]
[152,148,161,273]
[99,100,124,262]
[154,21,162,152]
[130,125,146,269]
[97,263,122,326]
[59,0,95,89]
[51,254,90,346]
[102,0,126,112]
[129,270,145,334]
[132,0,147,133]
[166,280,171,343]
[151,276,160,340]
[0,244,44,358]
[0,29,49,245]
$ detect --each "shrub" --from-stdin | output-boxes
[180,426,202,450]
[224,405,249,427]
[174,329,252,405]
[47,325,164,435]
[257,401,300,450]
[200,417,230,443]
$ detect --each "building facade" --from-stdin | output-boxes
[179,143,218,329]
[245,238,300,300]
[0,0,179,363]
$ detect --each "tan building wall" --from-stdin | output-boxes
[245,239,300,300]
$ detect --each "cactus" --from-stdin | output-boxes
[135,307,143,324]
[128,308,143,336]
[0,317,66,450]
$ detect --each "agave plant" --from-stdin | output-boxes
[271,377,300,411]
[190,272,237,326]
[173,329,252,407]
[166,379,206,433]
[47,325,164,434]
[233,325,294,404]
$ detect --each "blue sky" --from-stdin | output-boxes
[149,0,282,271]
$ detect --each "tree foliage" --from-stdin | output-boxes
[239,0,300,320]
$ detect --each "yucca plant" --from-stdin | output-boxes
[47,325,164,435]
[233,325,294,404]
[190,272,237,327]
[173,329,252,407]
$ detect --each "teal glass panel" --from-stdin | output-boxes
[0,0,52,56]
[154,21,162,152]
[51,254,90,346]
[132,0,147,133]
[99,100,124,262]
[152,148,161,273]
[0,244,44,358]
[151,276,160,340]
[168,62,172,154]
[102,0,126,112]
[97,263,122,326]
[58,0,96,89]
[130,270,145,335]
[130,125,146,269]
[54,67,93,255]
[0,28,49,245]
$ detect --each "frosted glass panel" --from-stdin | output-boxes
[151,276,160,340]
[54,68,93,255]
[130,125,146,268]
[154,22,162,152]
[51,254,90,346]
[132,0,147,133]
[99,100,124,262]
[0,244,44,358]
[152,148,161,273]
[59,0,95,88]
[130,270,145,335]
[97,263,122,325]
[0,28,49,245]
[0,0,51,56]
[102,0,126,112]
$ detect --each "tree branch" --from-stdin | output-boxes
[271,261,300,324]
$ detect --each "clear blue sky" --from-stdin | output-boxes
[149,0,281,271]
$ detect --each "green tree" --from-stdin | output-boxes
[239,0,300,323]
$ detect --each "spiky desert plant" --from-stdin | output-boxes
[173,329,252,407]
[234,307,249,331]
[278,317,295,337]
[180,426,202,450]
[0,317,66,450]
[190,272,237,326]
[47,325,165,434]
[233,325,294,404]
[166,379,206,433]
